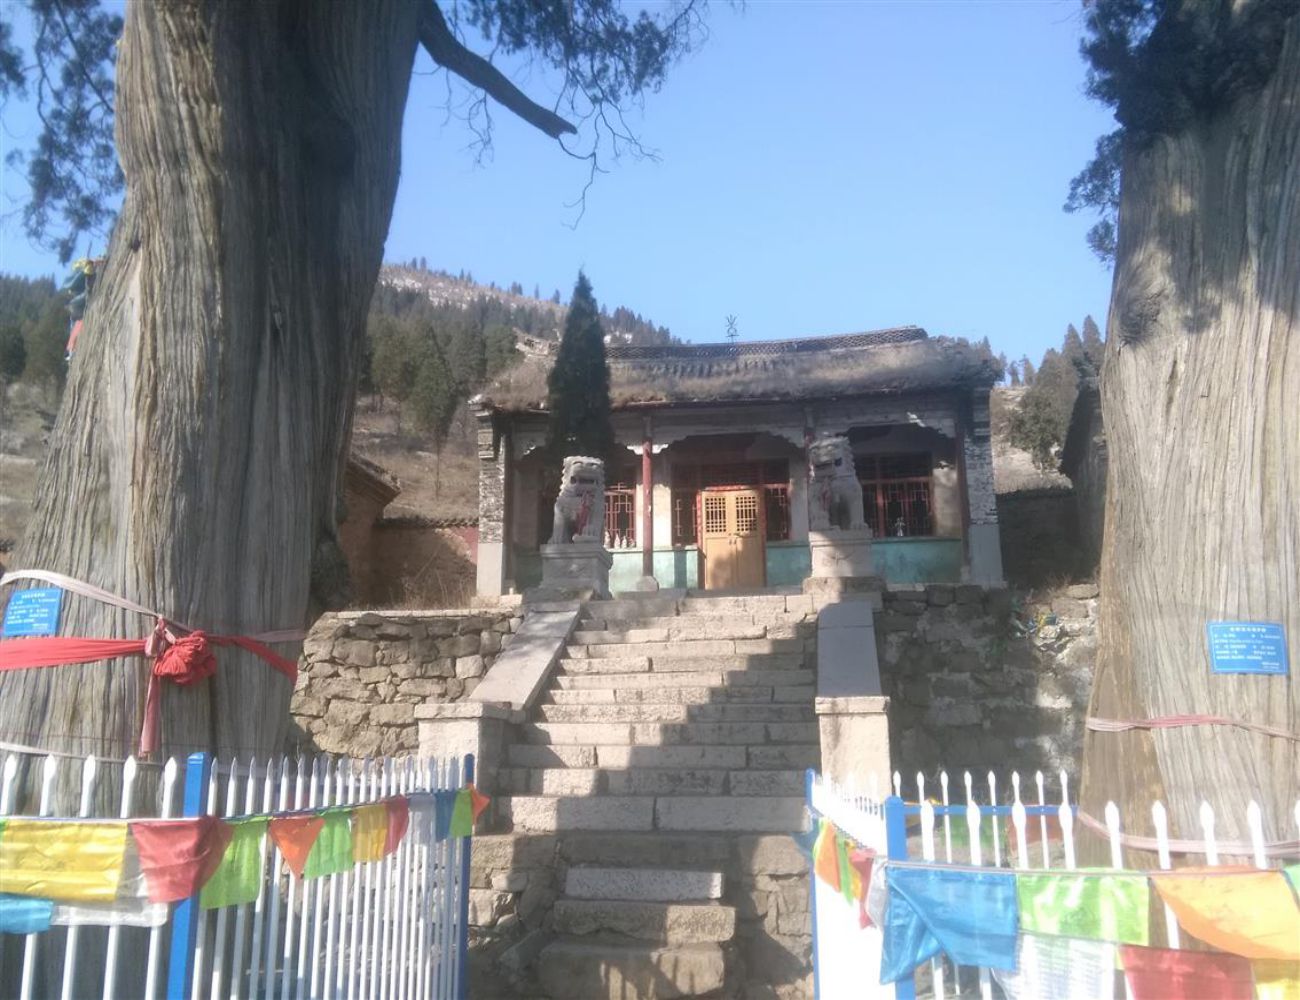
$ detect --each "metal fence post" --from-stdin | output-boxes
[884,795,916,1000]
[167,752,211,1000]
[456,754,475,1000]
[806,769,821,1000]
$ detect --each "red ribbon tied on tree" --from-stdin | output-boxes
[140,621,219,754]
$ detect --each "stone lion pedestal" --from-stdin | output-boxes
[808,527,874,578]
[539,541,612,599]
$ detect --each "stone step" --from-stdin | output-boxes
[578,613,809,633]
[502,795,656,832]
[572,622,770,644]
[556,831,798,872]
[535,703,813,724]
[581,598,685,620]
[498,767,806,797]
[655,796,808,833]
[570,638,811,660]
[545,686,776,705]
[553,668,814,690]
[521,720,819,746]
[550,899,736,944]
[506,742,819,770]
[537,938,725,1000]
[558,653,806,674]
[565,867,724,902]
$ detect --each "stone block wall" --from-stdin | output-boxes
[290,609,520,758]
[875,582,1098,777]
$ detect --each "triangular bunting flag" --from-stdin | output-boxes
[1016,871,1149,945]
[468,784,491,823]
[269,815,325,878]
[813,820,841,891]
[384,798,410,856]
[449,789,474,838]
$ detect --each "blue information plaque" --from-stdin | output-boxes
[1206,621,1289,676]
[2,587,64,638]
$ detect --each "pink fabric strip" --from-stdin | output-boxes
[1087,715,1299,742]
[1,569,305,643]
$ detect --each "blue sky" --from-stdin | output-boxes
[1,1,1117,364]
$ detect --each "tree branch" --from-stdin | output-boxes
[418,1,577,140]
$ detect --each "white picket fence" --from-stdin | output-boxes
[0,746,472,1000]
[806,767,1300,1000]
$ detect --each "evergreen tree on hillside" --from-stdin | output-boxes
[1020,357,1036,385]
[1081,315,1104,370]
[1008,360,1021,387]
[545,272,614,470]
[0,325,26,380]
[23,302,69,395]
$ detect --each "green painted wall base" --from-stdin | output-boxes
[871,537,963,583]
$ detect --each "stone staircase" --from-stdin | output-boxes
[493,592,818,999]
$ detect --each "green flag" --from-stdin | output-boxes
[304,809,353,880]
[449,789,474,838]
[1016,871,1149,945]
[836,833,854,905]
[199,818,269,910]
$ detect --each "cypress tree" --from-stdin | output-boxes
[545,271,614,470]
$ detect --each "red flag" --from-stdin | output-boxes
[850,848,875,928]
[1121,945,1253,1000]
[468,785,491,823]
[130,816,234,903]
[384,798,410,856]
[269,815,325,878]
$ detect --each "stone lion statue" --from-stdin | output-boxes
[808,435,868,532]
[551,455,606,544]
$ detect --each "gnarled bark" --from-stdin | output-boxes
[1081,17,1299,848]
[0,0,420,769]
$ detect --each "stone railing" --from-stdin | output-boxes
[290,609,520,758]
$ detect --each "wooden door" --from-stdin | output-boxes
[701,489,766,589]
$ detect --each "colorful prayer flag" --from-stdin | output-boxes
[1016,871,1149,945]
[836,832,854,906]
[1253,959,1300,1000]
[384,798,410,856]
[269,815,324,878]
[992,933,1117,1000]
[0,894,54,934]
[304,810,352,879]
[880,866,1019,983]
[468,785,490,823]
[449,790,474,838]
[1152,868,1300,960]
[849,848,874,929]
[0,818,128,902]
[1120,944,1253,1000]
[200,818,268,910]
[813,820,841,891]
[351,804,388,864]
[433,790,456,840]
[130,816,233,903]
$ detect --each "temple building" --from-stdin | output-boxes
[472,326,1004,596]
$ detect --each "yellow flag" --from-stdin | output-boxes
[351,804,388,864]
[0,819,128,902]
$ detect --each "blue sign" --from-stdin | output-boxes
[2,587,64,638]
[1207,622,1289,676]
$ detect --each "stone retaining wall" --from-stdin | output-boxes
[290,609,520,757]
[875,582,1098,776]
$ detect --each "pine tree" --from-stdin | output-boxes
[0,325,27,381]
[1009,361,1022,387]
[1020,356,1036,385]
[1081,315,1104,369]
[545,272,614,470]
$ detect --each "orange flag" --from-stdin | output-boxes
[1152,868,1300,961]
[813,820,841,891]
[269,815,325,878]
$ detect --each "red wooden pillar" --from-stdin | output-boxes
[641,417,654,579]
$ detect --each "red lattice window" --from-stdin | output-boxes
[859,454,933,537]
[605,481,636,548]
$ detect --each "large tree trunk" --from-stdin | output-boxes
[0,0,418,772]
[1081,18,1299,850]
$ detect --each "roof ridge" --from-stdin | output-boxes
[606,326,927,360]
